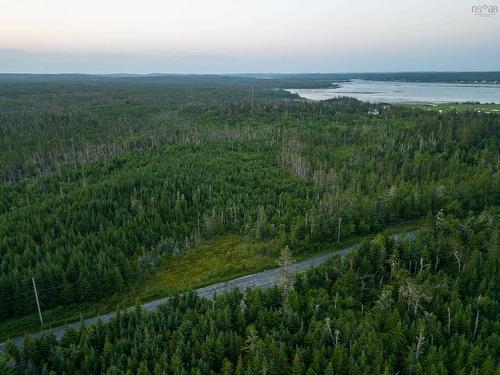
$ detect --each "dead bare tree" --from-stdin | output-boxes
[447,306,451,335]
[415,329,426,360]
[435,209,445,230]
[279,245,295,299]
[473,296,481,340]
[454,250,462,273]
[325,318,334,343]
[388,253,400,280]
[399,280,431,316]
[434,254,440,271]
[240,293,247,316]
[376,288,394,312]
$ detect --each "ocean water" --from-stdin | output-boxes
[288,79,500,104]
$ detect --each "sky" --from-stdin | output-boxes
[0,0,499,74]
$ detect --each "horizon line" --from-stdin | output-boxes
[1,70,500,76]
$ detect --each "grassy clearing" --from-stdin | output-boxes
[401,102,500,113]
[136,234,280,300]
[0,222,419,341]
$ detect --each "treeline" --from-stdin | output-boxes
[233,72,500,84]
[2,210,498,374]
[344,71,500,83]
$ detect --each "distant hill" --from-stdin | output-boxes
[1,71,498,85]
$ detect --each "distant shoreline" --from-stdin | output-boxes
[286,79,500,105]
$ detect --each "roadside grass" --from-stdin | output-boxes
[135,234,280,301]
[400,102,500,113]
[0,221,419,341]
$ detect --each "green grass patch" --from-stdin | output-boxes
[137,234,280,300]
[400,102,500,113]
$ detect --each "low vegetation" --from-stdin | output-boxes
[403,103,500,113]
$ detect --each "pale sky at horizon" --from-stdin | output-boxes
[0,0,499,73]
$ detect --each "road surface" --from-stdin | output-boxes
[0,231,415,351]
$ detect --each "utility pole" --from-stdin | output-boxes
[337,217,342,243]
[251,85,254,114]
[32,277,43,326]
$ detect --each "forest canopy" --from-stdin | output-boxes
[0,76,498,354]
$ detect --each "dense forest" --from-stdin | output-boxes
[1,210,498,374]
[0,75,498,346]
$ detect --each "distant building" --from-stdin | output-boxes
[368,108,379,115]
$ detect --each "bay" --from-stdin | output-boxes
[288,79,500,104]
